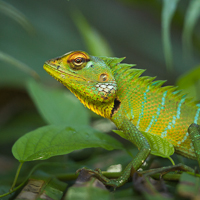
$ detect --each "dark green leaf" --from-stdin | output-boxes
[27,79,89,126]
[12,125,124,162]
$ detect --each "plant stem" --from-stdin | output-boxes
[10,162,24,191]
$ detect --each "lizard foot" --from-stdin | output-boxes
[76,168,119,188]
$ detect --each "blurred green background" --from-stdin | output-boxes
[0,0,200,198]
[1,0,200,87]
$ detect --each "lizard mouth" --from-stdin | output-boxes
[43,62,87,82]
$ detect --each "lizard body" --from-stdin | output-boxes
[44,51,200,187]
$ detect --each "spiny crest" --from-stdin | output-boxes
[142,76,196,106]
[99,55,156,85]
[100,56,198,107]
[99,56,126,68]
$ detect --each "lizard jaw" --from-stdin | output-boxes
[43,62,86,82]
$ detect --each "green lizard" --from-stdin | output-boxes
[43,51,200,187]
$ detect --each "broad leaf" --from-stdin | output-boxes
[113,130,174,159]
[12,125,124,162]
[141,131,174,159]
[27,79,89,126]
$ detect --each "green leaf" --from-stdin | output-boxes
[114,130,174,159]
[162,0,179,72]
[176,65,200,101]
[27,79,89,126]
[141,131,174,159]
[71,10,113,57]
[182,0,200,54]
[12,125,124,162]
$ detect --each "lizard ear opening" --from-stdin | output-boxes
[111,98,121,117]
[99,73,109,82]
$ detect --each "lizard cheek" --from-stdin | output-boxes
[95,82,117,102]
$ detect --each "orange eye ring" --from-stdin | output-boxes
[68,52,89,70]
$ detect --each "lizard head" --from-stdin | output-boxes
[43,51,117,115]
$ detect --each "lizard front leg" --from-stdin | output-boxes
[85,117,151,188]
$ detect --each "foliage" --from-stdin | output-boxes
[12,123,123,162]
[0,0,200,199]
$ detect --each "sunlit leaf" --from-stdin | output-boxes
[113,130,174,160]
[162,0,179,72]
[182,0,200,54]
[141,131,174,160]
[0,0,34,34]
[71,10,113,56]
[27,79,89,126]
[176,65,200,101]
[12,125,124,162]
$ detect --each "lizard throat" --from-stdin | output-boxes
[71,89,114,119]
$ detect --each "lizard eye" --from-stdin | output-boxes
[73,57,85,66]
[68,52,89,70]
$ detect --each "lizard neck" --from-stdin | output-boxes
[71,88,114,119]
